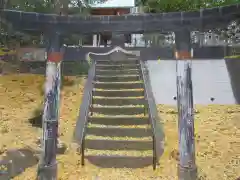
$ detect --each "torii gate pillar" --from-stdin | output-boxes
[175,29,197,180]
[37,31,63,180]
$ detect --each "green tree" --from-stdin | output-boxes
[143,0,240,13]
[0,0,91,46]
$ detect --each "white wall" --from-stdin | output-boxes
[147,59,236,105]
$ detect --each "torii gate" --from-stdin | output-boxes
[2,4,240,58]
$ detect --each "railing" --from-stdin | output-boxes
[226,45,240,57]
[80,47,140,165]
[139,59,164,170]
[73,58,96,163]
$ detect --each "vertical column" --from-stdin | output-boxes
[37,32,62,180]
[175,29,197,180]
[111,33,125,47]
[97,34,101,47]
[175,29,192,60]
[93,34,97,47]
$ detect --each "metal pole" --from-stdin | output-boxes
[175,29,197,180]
[37,32,62,180]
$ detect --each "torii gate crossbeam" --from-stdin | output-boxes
[1,4,240,34]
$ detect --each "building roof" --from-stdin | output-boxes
[89,0,135,9]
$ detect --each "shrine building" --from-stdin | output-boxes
[87,0,136,47]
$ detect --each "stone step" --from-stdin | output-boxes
[95,74,140,82]
[127,57,139,60]
[86,127,151,138]
[95,64,140,70]
[96,59,139,65]
[93,89,144,97]
[85,155,153,168]
[95,69,140,76]
[93,81,143,89]
[88,116,148,126]
[85,139,152,151]
[93,96,145,106]
[90,105,145,115]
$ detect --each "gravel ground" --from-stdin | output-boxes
[0,74,239,180]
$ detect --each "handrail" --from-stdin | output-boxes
[139,59,164,170]
[73,59,96,148]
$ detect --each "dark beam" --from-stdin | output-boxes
[2,3,240,33]
[13,15,239,34]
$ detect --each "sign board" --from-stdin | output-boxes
[89,0,135,8]
[18,48,46,61]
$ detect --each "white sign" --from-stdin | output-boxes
[89,0,135,8]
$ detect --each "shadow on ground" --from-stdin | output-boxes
[84,126,155,168]
[84,124,164,169]
[28,71,84,128]
[0,148,38,180]
[225,58,240,104]
[28,107,43,128]
[86,155,154,168]
[85,138,155,168]
[28,115,42,128]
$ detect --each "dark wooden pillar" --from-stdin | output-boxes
[175,29,197,180]
[37,31,63,180]
[111,33,125,47]
[175,29,192,59]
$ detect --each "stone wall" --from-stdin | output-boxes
[63,46,237,61]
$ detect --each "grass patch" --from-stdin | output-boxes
[93,96,144,99]
[85,135,152,141]
[224,55,240,59]
[88,123,150,129]
[85,149,153,157]
[92,104,144,108]
[95,81,143,83]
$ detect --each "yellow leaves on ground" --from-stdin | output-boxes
[0,74,239,180]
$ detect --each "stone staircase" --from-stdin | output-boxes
[74,56,162,169]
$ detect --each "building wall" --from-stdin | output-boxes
[90,8,130,15]
[89,8,131,46]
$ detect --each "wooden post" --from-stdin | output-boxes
[175,29,197,180]
[37,32,62,180]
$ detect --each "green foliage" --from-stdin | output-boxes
[0,0,90,46]
[143,0,240,13]
[224,55,240,59]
